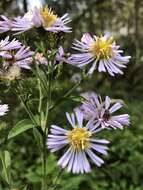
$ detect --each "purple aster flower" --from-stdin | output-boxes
[0,16,12,33]
[0,103,8,116]
[69,33,130,76]
[0,36,21,58]
[55,46,71,64]
[47,110,110,174]
[13,46,34,69]
[3,45,34,69]
[78,92,130,130]
[12,6,71,34]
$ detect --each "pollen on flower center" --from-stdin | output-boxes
[67,127,92,150]
[40,6,57,28]
[90,36,114,59]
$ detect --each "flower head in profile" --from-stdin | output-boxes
[47,110,109,174]
[0,36,21,58]
[0,37,34,70]
[78,92,130,130]
[0,103,8,116]
[11,46,34,69]
[12,6,71,34]
[69,33,130,76]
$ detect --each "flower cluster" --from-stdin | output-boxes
[47,92,130,173]
[0,5,131,175]
[33,46,70,66]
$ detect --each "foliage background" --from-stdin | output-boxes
[0,0,143,189]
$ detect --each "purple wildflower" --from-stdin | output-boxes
[12,6,71,34]
[2,45,34,69]
[0,36,21,50]
[13,46,34,69]
[47,110,109,174]
[55,46,71,63]
[78,92,130,130]
[0,103,8,116]
[69,33,130,76]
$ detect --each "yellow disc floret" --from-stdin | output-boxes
[40,6,57,28]
[68,127,92,150]
[90,36,114,59]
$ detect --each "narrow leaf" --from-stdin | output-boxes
[8,119,34,139]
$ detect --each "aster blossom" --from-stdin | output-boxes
[0,37,34,70]
[77,92,130,130]
[47,110,110,174]
[32,46,69,67]
[12,46,34,69]
[55,46,71,64]
[69,33,130,76]
[12,6,71,34]
[0,36,21,58]
[0,103,8,116]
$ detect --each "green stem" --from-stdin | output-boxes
[18,94,38,127]
[38,79,43,114]
[42,65,52,190]
[49,80,82,111]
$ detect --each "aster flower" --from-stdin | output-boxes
[3,45,34,69]
[0,103,8,116]
[47,110,110,174]
[33,46,69,66]
[0,16,12,33]
[13,46,34,69]
[12,6,71,34]
[55,46,71,63]
[69,33,130,76]
[0,36,21,58]
[78,92,130,130]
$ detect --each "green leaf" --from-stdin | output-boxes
[4,151,11,168]
[22,185,28,190]
[8,119,34,139]
[0,150,11,184]
[67,95,85,103]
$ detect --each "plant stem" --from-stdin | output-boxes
[18,93,38,127]
[42,64,52,190]
[38,79,43,114]
[49,80,82,111]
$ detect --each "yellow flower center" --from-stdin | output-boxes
[90,36,114,59]
[40,6,57,28]
[67,127,92,150]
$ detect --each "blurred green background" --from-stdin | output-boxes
[0,0,143,190]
